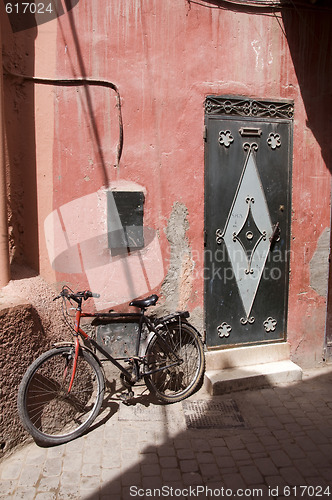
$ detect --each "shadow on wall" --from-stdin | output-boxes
[44,191,164,310]
[281,1,332,360]
[4,0,80,33]
[3,9,165,309]
[55,3,116,187]
[50,8,143,304]
[1,5,38,271]
[1,0,83,274]
[281,1,332,172]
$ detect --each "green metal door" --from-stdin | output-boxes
[204,96,293,349]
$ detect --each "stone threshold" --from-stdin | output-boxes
[204,342,302,395]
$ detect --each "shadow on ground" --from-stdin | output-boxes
[78,366,332,500]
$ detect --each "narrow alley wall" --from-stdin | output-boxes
[1,0,331,367]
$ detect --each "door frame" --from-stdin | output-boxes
[324,185,332,361]
[203,95,294,350]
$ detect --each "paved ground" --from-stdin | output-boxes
[1,364,332,500]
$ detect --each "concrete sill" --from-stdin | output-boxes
[204,359,303,395]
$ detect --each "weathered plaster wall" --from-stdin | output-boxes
[160,202,194,312]
[0,302,45,453]
[1,18,37,268]
[0,273,72,457]
[1,1,331,366]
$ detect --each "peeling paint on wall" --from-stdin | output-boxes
[310,227,330,297]
[161,202,194,312]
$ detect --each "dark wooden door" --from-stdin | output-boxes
[204,96,293,349]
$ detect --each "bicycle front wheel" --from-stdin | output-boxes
[144,322,205,403]
[18,346,104,446]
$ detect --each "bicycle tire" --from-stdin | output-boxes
[144,321,205,403]
[17,346,104,446]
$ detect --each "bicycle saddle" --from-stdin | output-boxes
[129,294,159,309]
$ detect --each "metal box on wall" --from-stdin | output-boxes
[107,191,145,250]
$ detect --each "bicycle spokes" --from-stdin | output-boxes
[144,322,205,402]
[19,347,104,444]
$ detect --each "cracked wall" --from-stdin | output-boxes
[160,202,194,312]
[158,202,204,334]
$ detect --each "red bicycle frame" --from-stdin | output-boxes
[60,288,184,394]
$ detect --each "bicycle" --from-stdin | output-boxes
[17,286,205,446]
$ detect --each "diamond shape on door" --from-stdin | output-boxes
[217,142,273,324]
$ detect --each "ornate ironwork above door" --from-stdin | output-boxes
[204,96,293,349]
[205,96,294,119]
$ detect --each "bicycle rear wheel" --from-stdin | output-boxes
[144,322,205,403]
[17,346,104,446]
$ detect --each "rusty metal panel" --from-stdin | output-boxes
[95,321,140,359]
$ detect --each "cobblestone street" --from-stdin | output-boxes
[1,365,332,499]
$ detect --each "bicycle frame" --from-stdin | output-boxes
[67,296,183,393]
[18,288,204,446]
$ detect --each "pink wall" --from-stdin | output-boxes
[4,1,331,366]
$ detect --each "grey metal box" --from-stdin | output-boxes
[95,322,140,359]
[107,191,145,250]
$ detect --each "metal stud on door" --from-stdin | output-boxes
[204,96,293,349]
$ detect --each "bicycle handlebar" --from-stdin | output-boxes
[53,288,100,302]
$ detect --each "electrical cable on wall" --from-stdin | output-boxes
[2,65,124,168]
[219,0,282,7]
[187,0,332,12]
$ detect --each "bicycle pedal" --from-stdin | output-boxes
[120,390,134,403]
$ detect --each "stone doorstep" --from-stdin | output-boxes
[203,342,302,395]
[204,360,303,395]
[205,342,292,371]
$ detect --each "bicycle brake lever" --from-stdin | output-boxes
[83,290,100,300]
